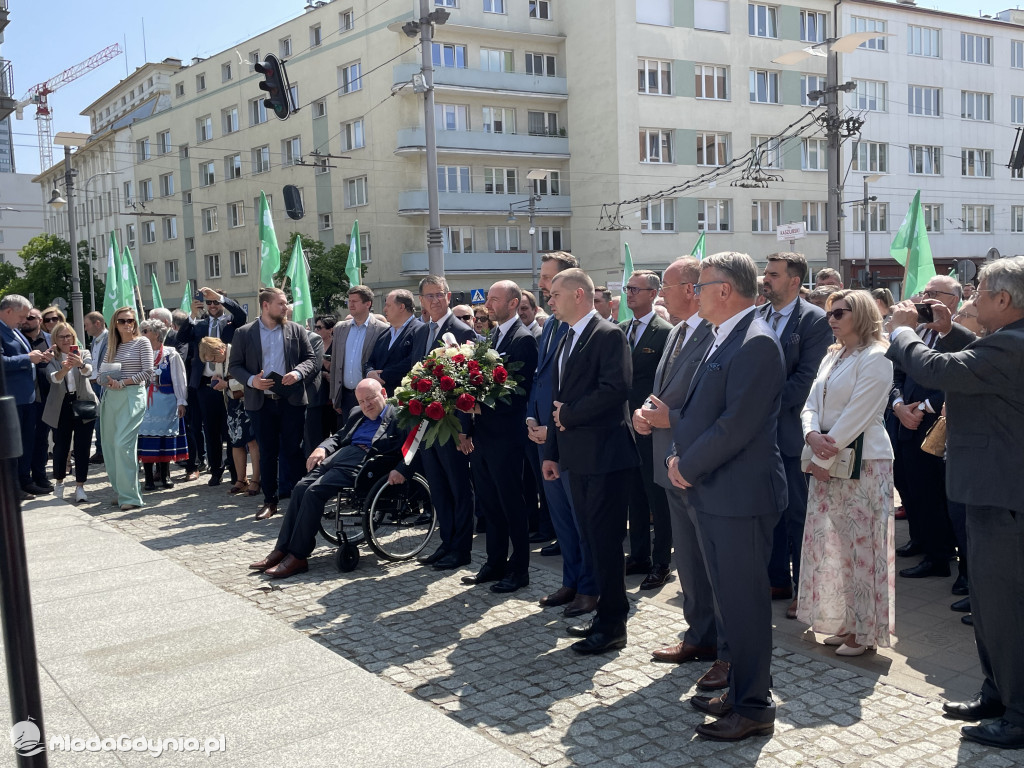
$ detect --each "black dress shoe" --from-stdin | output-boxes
[529,531,554,543]
[625,558,652,576]
[17,488,30,501]
[32,481,54,492]
[23,483,51,495]
[951,597,971,613]
[951,574,969,595]
[571,631,626,655]
[899,559,951,578]
[639,564,671,590]
[944,694,1006,721]
[896,540,923,558]
[490,572,529,593]
[566,620,594,638]
[433,553,471,571]
[417,546,448,565]
[461,564,504,585]
[690,692,732,717]
[961,719,1024,749]
[207,474,223,487]
[540,542,561,557]
[89,453,104,464]
[962,614,974,626]
[695,712,774,742]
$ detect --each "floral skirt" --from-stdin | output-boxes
[227,398,254,448]
[795,459,896,647]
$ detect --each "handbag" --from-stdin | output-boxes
[921,415,947,458]
[72,386,98,422]
[801,433,865,480]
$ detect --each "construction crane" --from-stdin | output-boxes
[16,43,122,171]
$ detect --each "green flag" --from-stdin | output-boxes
[285,236,313,325]
[889,190,936,299]
[103,231,121,324]
[151,274,164,309]
[691,231,706,261]
[258,191,280,287]
[178,279,193,315]
[618,242,635,323]
[120,246,140,314]
[346,219,361,289]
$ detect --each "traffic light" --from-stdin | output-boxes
[255,54,294,120]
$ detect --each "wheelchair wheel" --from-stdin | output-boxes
[318,493,365,547]
[335,542,360,572]
[362,474,436,561]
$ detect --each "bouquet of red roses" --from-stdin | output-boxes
[391,333,524,451]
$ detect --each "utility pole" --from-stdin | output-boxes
[825,48,841,276]
[62,146,84,343]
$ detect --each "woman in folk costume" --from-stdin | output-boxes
[137,319,188,490]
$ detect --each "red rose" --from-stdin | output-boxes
[493,366,508,384]
[425,401,445,420]
[408,399,424,415]
[452,354,465,364]
[433,365,446,377]
[439,376,456,392]
[470,373,485,386]
[456,393,476,412]
[415,379,432,393]
[467,360,480,371]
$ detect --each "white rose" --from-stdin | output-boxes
[485,349,500,362]
[444,347,459,358]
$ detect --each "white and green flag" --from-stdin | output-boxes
[691,232,706,261]
[346,219,361,289]
[258,191,280,287]
[102,231,121,324]
[285,236,313,325]
[618,242,635,323]
[151,274,164,309]
[178,279,193,315]
[120,246,141,315]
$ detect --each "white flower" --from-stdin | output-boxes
[484,349,500,362]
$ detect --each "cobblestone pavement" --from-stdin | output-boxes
[74,472,1007,768]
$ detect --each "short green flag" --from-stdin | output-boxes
[618,242,635,323]
[286,237,313,325]
[889,190,936,299]
[120,246,140,315]
[151,274,164,309]
[346,219,361,289]
[102,231,121,324]
[178,279,193,315]
[691,231,706,261]
[258,191,280,287]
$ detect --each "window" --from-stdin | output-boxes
[222,61,232,82]
[123,181,133,206]
[175,82,185,97]
[248,50,260,71]
[339,62,362,93]
[1012,206,1024,234]
[125,223,136,249]
[526,53,557,77]
[184,192,193,205]
[749,69,779,104]
[289,83,298,109]
[222,107,239,134]
[528,111,559,137]
[446,226,474,253]
[200,161,215,187]
[360,233,371,263]
[143,221,156,244]
[314,100,327,119]
[696,131,729,166]
[310,24,322,48]
[803,201,825,232]
[909,145,942,175]
[962,205,992,233]
[482,106,516,134]
[801,138,827,170]
[159,173,174,197]
[230,250,248,276]
[961,91,992,121]
[530,1,551,19]
[341,118,365,150]
[144,263,157,284]
[1014,96,1024,125]
[166,260,180,284]
[282,137,301,167]
[641,199,676,232]
[139,179,153,202]
[923,203,942,233]
[252,145,271,174]
[638,59,671,96]
[157,130,171,155]
[196,73,206,91]
[534,170,561,195]
[694,64,727,100]
[636,0,671,26]
[852,141,888,173]
[280,37,292,58]
[206,253,221,279]
[698,199,731,231]
[1013,41,1024,69]
[639,128,673,163]
[137,138,151,162]
[853,202,888,232]
[908,25,940,58]
[484,0,505,13]
[801,74,825,106]
[801,10,826,43]
[748,3,777,38]
[694,0,728,32]
[850,17,886,50]
[436,104,469,131]
[751,201,782,233]
[961,148,993,178]
[480,48,514,72]
[254,195,273,217]
[432,43,467,68]
[228,202,244,228]
[487,226,521,251]
[318,213,333,231]
[345,176,368,207]
[163,218,177,240]
[962,33,992,64]
[752,135,782,169]
[250,98,268,126]
[197,116,213,142]
[202,207,218,233]
[437,0,458,6]
[537,227,564,251]
[340,9,354,31]
[908,85,941,117]
[854,80,887,112]
[484,167,518,194]
[185,237,195,252]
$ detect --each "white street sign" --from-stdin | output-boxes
[777,223,806,241]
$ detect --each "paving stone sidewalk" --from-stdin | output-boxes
[55,472,1008,767]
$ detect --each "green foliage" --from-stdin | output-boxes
[0,261,18,295]
[279,232,365,316]
[4,235,105,322]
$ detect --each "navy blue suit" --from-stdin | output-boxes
[2,319,39,487]
[365,317,423,395]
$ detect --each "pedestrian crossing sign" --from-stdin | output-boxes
[470,289,486,304]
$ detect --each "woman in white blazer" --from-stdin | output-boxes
[796,289,895,657]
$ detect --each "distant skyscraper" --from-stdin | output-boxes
[0,115,14,173]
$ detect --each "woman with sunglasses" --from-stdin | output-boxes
[796,290,895,656]
[99,307,154,510]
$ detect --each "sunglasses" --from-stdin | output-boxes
[42,316,59,323]
[116,318,137,325]
[824,308,851,320]
[205,300,222,306]
[455,314,472,322]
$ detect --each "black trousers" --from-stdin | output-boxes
[31,399,50,484]
[626,434,672,565]
[420,439,475,558]
[16,402,36,488]
[473,438,529,575]
[898,439,955,561]
[251,398,305,506]
[198,384,228,479]
[184,386,204,470]
[51,396,95,484]
[304,403,327,458]
[768,453,810,589]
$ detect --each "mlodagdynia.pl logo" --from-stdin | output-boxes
[11,718,45,757]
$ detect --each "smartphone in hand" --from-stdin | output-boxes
[915,303,934,323]
[70,345,79,354]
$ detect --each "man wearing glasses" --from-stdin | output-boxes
[23,306,59,492]
[177,286,248,485]
[330,285,387,415]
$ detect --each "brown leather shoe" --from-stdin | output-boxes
[264,554,308,579]
[695,711,773,742]
[539,586,576,607]
[697,659,731,691]
[249,549,286,571]
[563,594,598,618]
[652,641,717,664]
[255,503,278,521]
[785,597,798,620]
[690,692,732,717]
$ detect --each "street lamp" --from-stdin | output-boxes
[50,131,91,343]
[861,173,883,282]
[507,169,551,294]
[82,171,118,311]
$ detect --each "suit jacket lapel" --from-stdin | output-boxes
[497,319,521,354]
[682,312,753,406]
[558,315,600,393]
[779,298,802,343]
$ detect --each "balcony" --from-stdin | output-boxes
[0,1,8,34]
[398,189,571,216]
[396,128,569,159]
[393,63,567,100]
[402,251,536,275]
[0,60,15,121]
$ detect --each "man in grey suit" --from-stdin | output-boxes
[667,252,786,742]
[635,257,717,667]
[229,287,318,521]
[330,285,387,414]
[886,257,1024,750]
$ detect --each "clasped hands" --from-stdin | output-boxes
[632,394,670,435]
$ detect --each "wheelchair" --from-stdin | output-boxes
[317,450,435,572]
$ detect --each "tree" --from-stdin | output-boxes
[5,234,105,321]
[0,261,17,295]
[279,232,365,316]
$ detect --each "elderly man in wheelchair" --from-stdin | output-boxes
[249,377,432,578]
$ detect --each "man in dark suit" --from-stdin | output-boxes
[886,257,1024,749]
[620,269,674,589]
[464,281,538,593]
[330,285,388,414]
[760,253,832,618]
[518,290,543,339]
[543,268,640,654]
[365,289,421,396]
[249,378,412,579]
[229,287,318,521]
[177,286,248,485]
[667,252,786,741]
[635,257,717,667]
[409,275,478,571]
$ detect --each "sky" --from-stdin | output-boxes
[1,0,1017,176]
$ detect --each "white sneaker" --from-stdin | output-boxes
[74,486,88,504]
[55,483,65,500]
